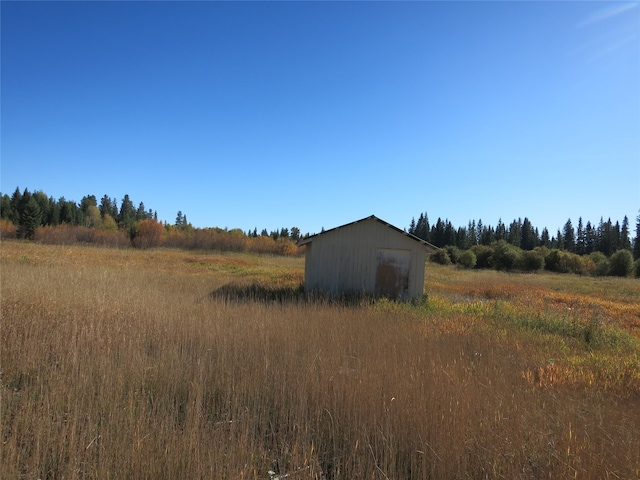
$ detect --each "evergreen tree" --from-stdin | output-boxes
[18,197,42,239]
[432,218,446,247]
[495,219,506,241]
[99,195,117,219]
[31,191,50,226]
[80,195,97,214]
[58,197,79,224]
[508,219,522,247]
[47,196,60,225]
[468,220,477,246]
[1,194,11,221]
[540,227,551,247]
[456,226,469,249]
[576,217,585,255]
[597,218,614,256]
[633,212,640,260]
[9,187,23,224]
[176,211,184,226]
[136,202,148,221]
[118,194,136,228]
[585,221,596,254]
[444,220,456,246]
[613,221,621,252]
[520,217,537,250]
[563,219,575,252]
[414,213,430,241]
[408,217,416,236]
[620,216,631,251]
[479,223,495,245]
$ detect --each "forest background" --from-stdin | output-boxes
[1,186,638,278]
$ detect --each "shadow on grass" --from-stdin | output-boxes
[209,282,380,306]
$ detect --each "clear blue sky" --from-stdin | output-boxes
[2,1,638,236]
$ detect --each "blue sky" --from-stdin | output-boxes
[2,1,638,236]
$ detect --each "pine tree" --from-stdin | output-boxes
[520,217,537,250]
[495,219,506,241]
[633,212,640,260]
[432,218,446,247]
[585,221,596,254]
[456,226,469,249]
[444,220,456,246]
[620,216,631,250]
[0,194,11,221]
[99,195,115,219]
[9,187,22,224]
[563,219,575,252]
[408,217,416,236]
[468,220,477,246]
[540,228,551,248]
[508,219,522,247]
[118,195,136,228]
[18,197,42,239]
[576,217,585,255]
[58,197,79,225]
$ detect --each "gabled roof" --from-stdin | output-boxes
[296,215,439,252]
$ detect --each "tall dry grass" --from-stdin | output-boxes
[1,241,639,479]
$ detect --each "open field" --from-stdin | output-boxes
[2,241,639,479]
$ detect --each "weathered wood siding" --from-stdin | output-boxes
[303,217,426,299]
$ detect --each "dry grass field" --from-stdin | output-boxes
[1,241,639,479]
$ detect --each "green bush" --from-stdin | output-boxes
[470,244,494,269]
[516,249,545,272]
[489,240,520,271]
[634,259,640,278]
[430,249,452,265]
[589,252,610,276]
[545,249,585,275]
[445,246,461,264]
[459,250,477,269]
[608,249,633,277]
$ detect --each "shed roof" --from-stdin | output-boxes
[296,215,439,253]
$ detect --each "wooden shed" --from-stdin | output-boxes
[296,215,438,300]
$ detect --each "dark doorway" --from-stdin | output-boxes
[375,249,411,299]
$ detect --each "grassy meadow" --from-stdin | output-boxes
[1,240,639,479]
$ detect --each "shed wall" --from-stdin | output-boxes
[303,218,426,299]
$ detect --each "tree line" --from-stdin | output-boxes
[0,187,159,238]
[408,212,639,259]
[0,187,303,254]
[2,186,638,273]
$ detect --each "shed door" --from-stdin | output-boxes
[375,249,411,299]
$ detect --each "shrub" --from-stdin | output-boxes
[458,249,477,269]
[131,219,164,249]
[516,249,545,272]
[445,246,461,264]
[430,249,451,265]
[470,244,494,269]
[545,249,566,273]
[489,240,520,271]
[634,259,640,278]
[0,219,17,239]
[608,249,633,277]
[589,252,610,276]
